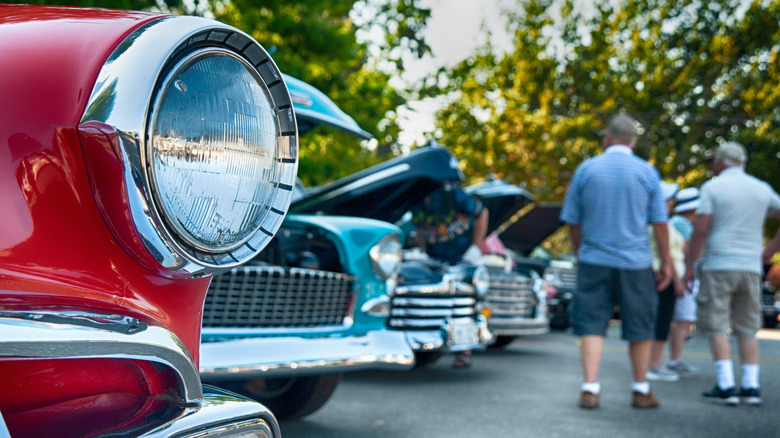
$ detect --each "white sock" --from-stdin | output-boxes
[582,382,601,394]
[632,381,650,394]
[741,364,760,389]
[715,360,735,389]
[667,359,681,367]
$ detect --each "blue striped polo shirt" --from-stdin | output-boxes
[560,145,668,269]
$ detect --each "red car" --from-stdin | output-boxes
[0,5,298,437]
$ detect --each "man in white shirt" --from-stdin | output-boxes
[685,142,780,406]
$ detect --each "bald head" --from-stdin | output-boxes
[604,114,638,148]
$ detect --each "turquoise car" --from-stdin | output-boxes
[198,75,414,419]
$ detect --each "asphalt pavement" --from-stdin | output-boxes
[280,323,780,437]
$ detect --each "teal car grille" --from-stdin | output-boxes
[204,266,355,328]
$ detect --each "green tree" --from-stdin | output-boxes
[426,0,780,201]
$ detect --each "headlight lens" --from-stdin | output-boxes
[370,235,402,279]
[149,50,277,252]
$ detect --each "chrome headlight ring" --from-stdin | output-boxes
[80,16,298,278]
[370,234,403,279]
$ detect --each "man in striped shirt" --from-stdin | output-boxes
[561,114,675,410]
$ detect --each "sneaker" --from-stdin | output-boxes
[738,387,761,406]
[667,361,700,377]
[632,390,659,409]
[579,391,600,409]
[647,365,680,382]
[701,385,739,406]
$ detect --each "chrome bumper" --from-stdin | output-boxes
[403,314,494,353]
[141,386,280,437]
[199,330,414,380]
[488,315,550,336]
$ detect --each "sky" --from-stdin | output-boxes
[395,0,514,148]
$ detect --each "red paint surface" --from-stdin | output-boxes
[0,5,213,433]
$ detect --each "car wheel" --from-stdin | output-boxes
[414,351,443,368]
[220,374,341,419]
[488,335,517,349]
[764,315,779,329]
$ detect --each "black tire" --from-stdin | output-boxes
[219,374,341,420]
[488,335,517,349]
[414,351,443,368]
[764,315,779,329]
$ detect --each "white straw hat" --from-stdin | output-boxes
[674,187,700,213]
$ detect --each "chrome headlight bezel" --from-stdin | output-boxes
[80,16,298,278]
[370,234,403,279]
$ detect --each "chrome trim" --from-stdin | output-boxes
[0,310,202,403]
[393,279,476,296]
[392,297,476,308]
[140,386,280,438]
[488,315,550,336]
[390,307,474,318]
[399,314,492,352]
[80,15,298,277]
[0,410,9,438]
[199,331,414,380]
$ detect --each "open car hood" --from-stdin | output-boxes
[498,203,563,256]
[465,178,535,236]
[284,73,372,140]
[291,145,463,223]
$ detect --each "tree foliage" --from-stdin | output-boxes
[424,0,780,205]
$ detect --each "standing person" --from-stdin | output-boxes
[647,182,686,382]
[685,142,780,406]
[412,179,489,368]
[666,187,702,377]
[560,113,675,410]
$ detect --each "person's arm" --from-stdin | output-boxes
[684,214,711,285]
[472,207,489,250]
[568,224,581,255]
[651,222,675,291]
[763,210,780,264]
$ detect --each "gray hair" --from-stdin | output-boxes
[606,114,638,144]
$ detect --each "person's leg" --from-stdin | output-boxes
[649,340,664,369]
[630,340,652,382]
[668,320,693,361]
[581,335,604,382]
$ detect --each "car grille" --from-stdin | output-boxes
[548,265,577,290]
[204,265,355,328]
[485,271,537,318]
[389,294,477,330]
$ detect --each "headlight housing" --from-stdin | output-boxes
[370,234,403,279]
[80,17,298,278]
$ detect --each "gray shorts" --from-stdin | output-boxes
[697,270,762,338]
[572,263,658,342]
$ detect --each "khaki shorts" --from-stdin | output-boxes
[696,270,761,338]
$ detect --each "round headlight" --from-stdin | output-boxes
[370,234,403,279]
[149,49,277,252]
[80,17,298,277]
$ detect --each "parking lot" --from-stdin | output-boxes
[281,324,780,438]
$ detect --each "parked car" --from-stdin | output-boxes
[198,74,414,420]
[0,5,299,437]
[292,145,494,366]
[493,200,576,330]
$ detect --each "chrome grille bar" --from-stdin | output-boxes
[204,265,354,328]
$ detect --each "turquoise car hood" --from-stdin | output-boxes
[284,73,373,140]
